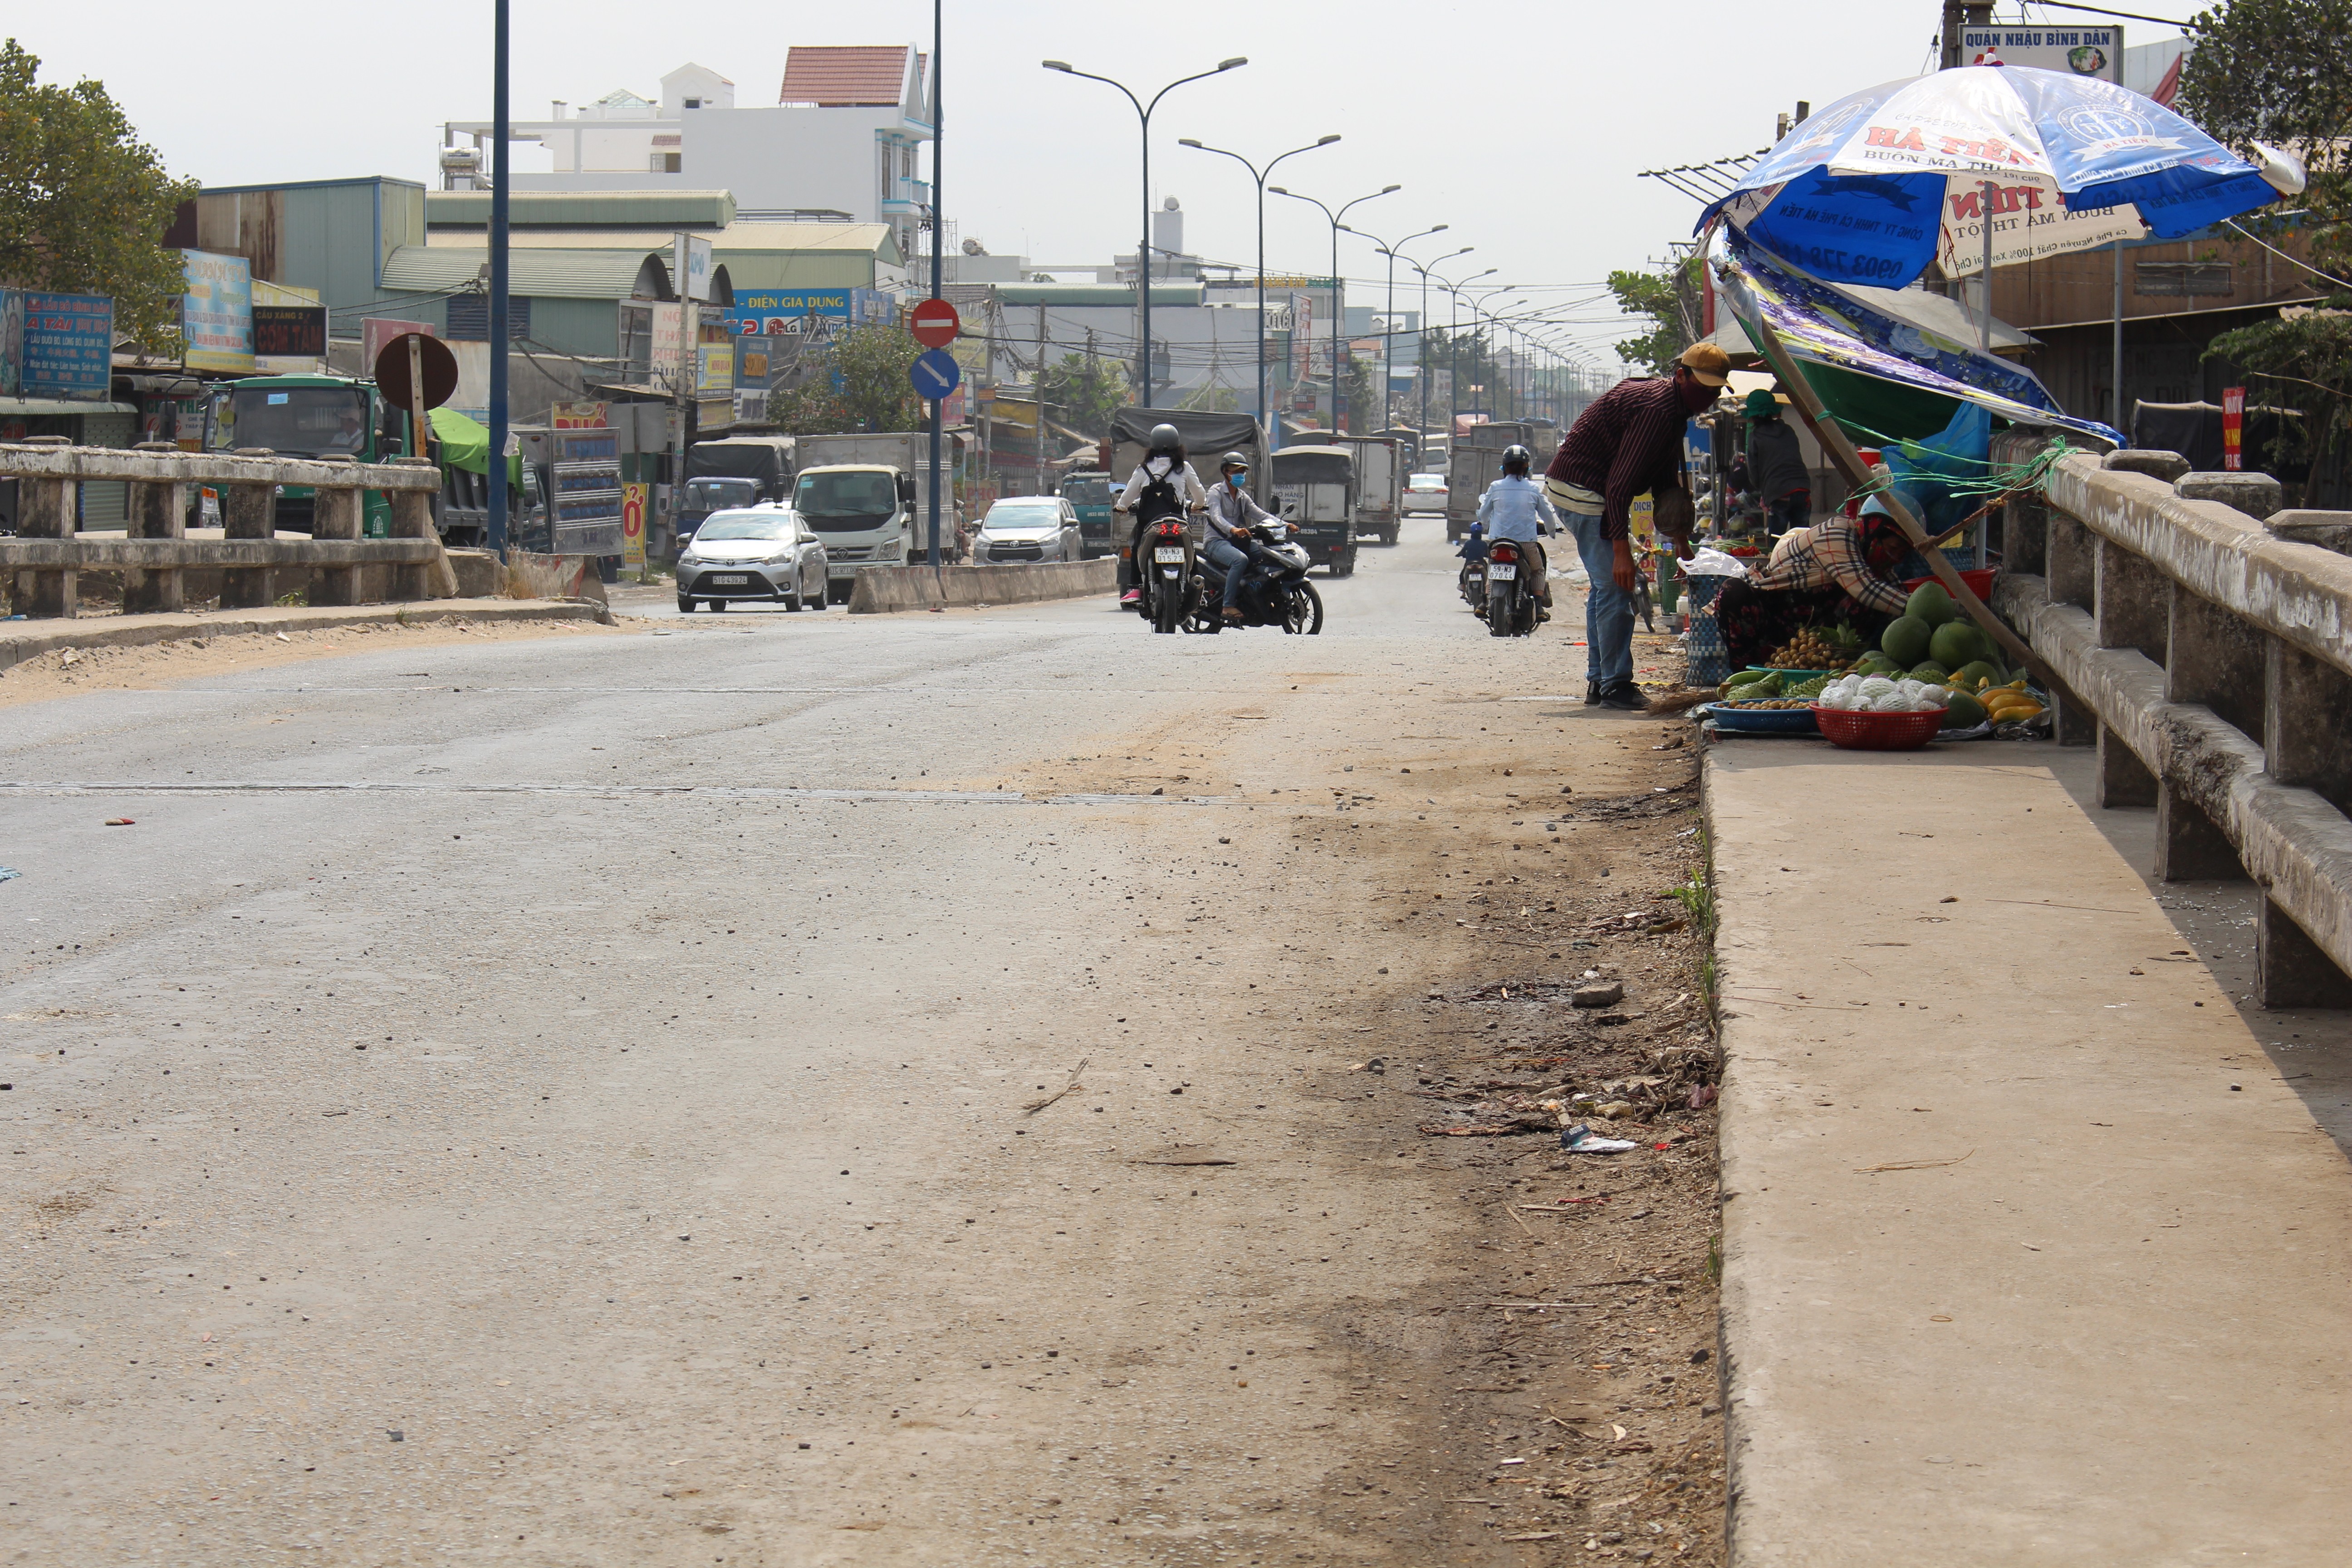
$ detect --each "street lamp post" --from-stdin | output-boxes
[1410,246,1473,446]
[1042,56,1247,404]
[1269,182,1398,432]
[1177,134,1339,430]
[1468,283,1516,417]
[1345,222,1445,436]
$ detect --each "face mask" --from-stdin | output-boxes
[1227,473,1246,488]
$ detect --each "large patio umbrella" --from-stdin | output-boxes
[1699,63,2303,299]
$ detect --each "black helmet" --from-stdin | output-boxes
[1148,423,1182,453]
[1219,451,1250,473]
[1502,443,1532,475]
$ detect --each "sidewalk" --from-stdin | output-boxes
[1705,741,2352,1564]
[0,598,611,671]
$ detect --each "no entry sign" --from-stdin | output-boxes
[910,298,961,349]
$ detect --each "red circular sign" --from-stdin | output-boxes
[910,298,961,348]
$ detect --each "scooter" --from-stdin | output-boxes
[1460,555,1489,617]
[1142,516,1198,635]
[1485,538,1541,637]
[1186,521,1323,636]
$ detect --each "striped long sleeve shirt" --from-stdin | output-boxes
[1546,375,1713,542]
[1751,512,1912,617]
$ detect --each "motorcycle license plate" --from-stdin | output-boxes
[1487,563,1516,580]
[709,574,750,585]
[1154,547,1186,563]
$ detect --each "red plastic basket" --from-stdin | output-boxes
[1901,568,1998,602]
[1810,705,1946,751]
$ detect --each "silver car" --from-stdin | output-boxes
[675,506,830,612]
[972,496,1082,564]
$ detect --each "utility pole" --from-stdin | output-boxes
[926,0,944,570]
[486,0,510,558]
[1941,0,1992,68]
[1035,301,1048,495]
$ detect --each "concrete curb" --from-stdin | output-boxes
[0,598,614,673]
[848,559,1116,614]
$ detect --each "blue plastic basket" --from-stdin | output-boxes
[1682,573,1730,686]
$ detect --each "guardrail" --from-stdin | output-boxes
[1,436,456,618]
[1991,441,2352,1007]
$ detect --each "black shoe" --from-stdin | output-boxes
[1594,680,1646,710]
[1584,682,1602,705]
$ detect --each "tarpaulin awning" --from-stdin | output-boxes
[429,405,523,484]
[1711,230,2121,446]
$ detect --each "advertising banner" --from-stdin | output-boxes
[2222,385,2244,470]
[1935,174,2143,279]
[650,303,687,388]
[1959,24,2123,82]
[721,288,894,335]
[697,341,735,396]
[21,292,114,401]
[552,401,611,429]
[622,482,649,569]
[674,233,715,304]
[363,317,436,372]
[181,250,254,373]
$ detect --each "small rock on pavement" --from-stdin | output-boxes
[1572,982,1626,1008]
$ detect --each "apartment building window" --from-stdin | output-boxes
[652,153,682,172]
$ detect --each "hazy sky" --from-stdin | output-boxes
[17,1,2112,364]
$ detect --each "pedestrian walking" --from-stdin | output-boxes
[1544,343,1727,708]
[1744,388,1812,538]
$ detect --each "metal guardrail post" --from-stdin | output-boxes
[124,441,186,615]
[11,437,77,618]
[309,459,362,608]
[220,449,278,609]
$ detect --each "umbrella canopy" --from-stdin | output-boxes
[1700,64,2297,289]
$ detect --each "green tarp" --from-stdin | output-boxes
[428,406,522,484]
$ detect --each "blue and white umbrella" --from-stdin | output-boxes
[1699,64,2303,290]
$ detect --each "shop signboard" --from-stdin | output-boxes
[181,250,254,373]
[252,304,328,360]
[721,288,894,336]
[552,401,610,429]
[697,341,734,397]
[674,233,715,303]
[363,317,435,372]
[2222,385,2244,470]
[650,302,687,389]
[1959,24,2122,81]
[622,482,649,570]
[20,291,113,401]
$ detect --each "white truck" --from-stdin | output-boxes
[791,431,964,603]
[1335,434,1404,546]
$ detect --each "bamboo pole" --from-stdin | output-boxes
[1744,310,2048,683]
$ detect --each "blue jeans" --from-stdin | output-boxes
[1201,535,1250,613]
[1567,510,1633,688]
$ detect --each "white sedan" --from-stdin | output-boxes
[972,496,1083,564]
[1402,473,1449,514]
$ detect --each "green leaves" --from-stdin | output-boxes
[1038,350,1127,438]
[765,323,926,435]
[1606,258,1704,377]
[2179,0,2352,272]
[0,40,196,352]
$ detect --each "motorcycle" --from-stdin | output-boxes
[1460,555,1488,617]
[1185,522,1323,636]
[1142,516,1199,634]
[1485,538,1541,638]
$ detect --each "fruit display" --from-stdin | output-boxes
[1978,682,2047,725]
[1717,697,1813,710]
[1762,622,1863,670]
[1814,675,1951,714]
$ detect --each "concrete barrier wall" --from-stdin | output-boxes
[501,551,610,606]
[848,559,1117,614]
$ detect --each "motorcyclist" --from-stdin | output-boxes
[1475,444,1562,615]
[1203,452,1278,624]
[1112,424,1207,607]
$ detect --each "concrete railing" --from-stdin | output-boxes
[1992,442,2352,1006]
[0,437,456,618]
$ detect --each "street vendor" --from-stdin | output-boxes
[1710,495,1914,670]
[1544,342,1725,708]
[1744,389,1811,537]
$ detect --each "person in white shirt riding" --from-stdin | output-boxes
[1474,444,1563,610]
[1112,423,1207,606]
[1202,452,1277,623]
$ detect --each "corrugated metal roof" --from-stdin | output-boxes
[778,45,912,107]
[427,189,735,230]
[425,223,899,256]
[382,246,670,300]
[994,284,1202,307]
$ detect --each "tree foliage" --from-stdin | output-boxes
[765,323,926,434]
[2205,306,2352,496]
[1039,350,1127,439]
[1607,257,1704,376]
[1340,354,1378,431]
[0,40,196,352]
[2179,0,2352,269]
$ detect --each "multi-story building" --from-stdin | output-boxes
[441,48,935,262]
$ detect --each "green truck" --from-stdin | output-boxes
[201,374,540,549]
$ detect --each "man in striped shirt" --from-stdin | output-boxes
[1544,343,1727,707]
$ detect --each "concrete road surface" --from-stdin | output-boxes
[1,521,1672,1565]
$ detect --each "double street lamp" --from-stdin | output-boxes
[1268,182,1399,432]
[1042,56,1247,405]
[1408,248,1475,442]
[1434,266,1495,439]
[1346,222,1446,435]
[1177,133,1340,428]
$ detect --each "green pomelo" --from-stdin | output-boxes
[1907,582,1958,627]
[1880,616,1932,666]
[1943,690,1987,728]
[1953,659,2003,689]
[1929,619,1987,670]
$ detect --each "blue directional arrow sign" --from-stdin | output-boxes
[910,348,961,402]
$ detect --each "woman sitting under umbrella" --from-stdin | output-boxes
[1712,495,1913,670]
